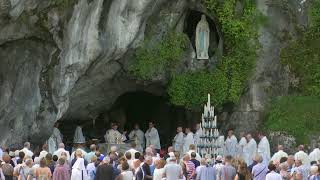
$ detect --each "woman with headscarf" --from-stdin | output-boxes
[71,158,89,180]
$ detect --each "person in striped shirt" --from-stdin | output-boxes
[183,154,196,180]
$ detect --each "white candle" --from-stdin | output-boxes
[208,94,210,106]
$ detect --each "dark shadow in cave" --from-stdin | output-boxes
[184,10,220,58]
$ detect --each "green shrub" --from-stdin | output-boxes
[280,0,320,96]
[263,96,320,144]
[130,32,188,80]
[168,0,262,108]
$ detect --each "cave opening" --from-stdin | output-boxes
[60,91,197,148]
[184,10,220,57]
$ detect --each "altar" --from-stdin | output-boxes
[98,142,132,155]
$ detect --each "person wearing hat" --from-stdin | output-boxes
[104,123,126,144]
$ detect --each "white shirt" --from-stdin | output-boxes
[145,127,161,149]
[71,149,87,160]
[153,168,165,180]
[183,132,195,153]
[39,150,48,159]
[225,135,238,157]
[54,148,71,161]
[309,148,320,162]
[258,136,271,165]
[271,150,288,162]
[121,171,134,180]
[164,162,183,180]
[237,137,247,158]
[244,138,257,165]
[266,171,282,180]
[173,132,184,152]
[20,147,33,158]
[294,150,310,166]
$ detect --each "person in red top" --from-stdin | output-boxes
[183,154,195,180]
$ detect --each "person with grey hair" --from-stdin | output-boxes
[251,154,268,180]
[163,156,183,180]
[20,142,33,158]
[85,144,97,163]
[294,145,310,166]
[135,156,153,180]
[196,158,216,180]
[292,159,308,180]
[218,155,236,180]
[53,143,71,162]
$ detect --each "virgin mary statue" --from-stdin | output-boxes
[196,15,210,60]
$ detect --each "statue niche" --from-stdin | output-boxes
[196,15,210,60]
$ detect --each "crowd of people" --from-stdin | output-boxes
[0,121,319,180]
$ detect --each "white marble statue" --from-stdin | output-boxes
[196,15,210,60]
[47,122,63,154]
[73,126,86,143]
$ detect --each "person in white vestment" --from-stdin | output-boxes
[20,142,33,158]
[128,123,145,152]
[243,133,257,165]
[71,158,89,180]
[257,133,271,165]
[309,147,320,163]
[173,126,184,153]
[271,145,288,163]
[105,123,126,144]
[225,129,238,157]
[145,121,161,151]
[73,125,86,144]
[47,122,63,154]
[54,143,71,162]
[194,123,203,146]
[294,145,310,166]
[39,144,49,159]
[237,132,247,159]
[183,128,195,154]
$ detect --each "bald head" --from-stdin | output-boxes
[298,145,304,151]
[200,158,206,165]
[90,144,97,151]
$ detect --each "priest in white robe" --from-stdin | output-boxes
[173,126,184,153]
[294,145,310,166]
[183,128,195,154]
[225,129,238,157]
[237,132,247,159]
[47,122,63,154]
[309,147,320,162]
[271,145,288,163]
[128,123,145,152]
[243,133,257,165]
[194,123,203,146]
[73,125,86,144]
[105,123,126,144]
[145,121,161,150]
[257,133,271,165]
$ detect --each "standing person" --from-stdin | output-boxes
[234,161,251,180]
[183,154,196,180]
[265,164,282,180]
[86,156,97,180]
[194,123,203,147]
[71,158,89,180]
[251,154,268,180]
[243,133,257,165]
[196,158,216,180]
[173,126,184,154]
[2,153,14,180]
[163,156,183,180]
[135,156,153,180]
[0,164,5,180]
[18,158,33,180]
[213,156,224,180]
[105,123,126,144]
[292,159,308,180]
[183,128,195,154]
[53,143,71,162]
[152,159,166,180]
[225,129,238,157]
[35,158,52,180]
[219,155,236,180]
[128,123,145,152]
[187,145,201,162]
[145,121,161,152]
[48,122,63,154]
[39,144,49,160]
[125,142,139,161]
[85,144,97,163]
[190,152,200,168]
[237,132,247,159]
[294,145,310,166]
[257,133,271,165]
[309,147,320,163]
[96,157,115,180]
[21,142,33,158]
[53,158,70,180]
[116,161,133,180]
[271,145,288,163]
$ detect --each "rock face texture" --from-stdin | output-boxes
[0,0,308,146]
